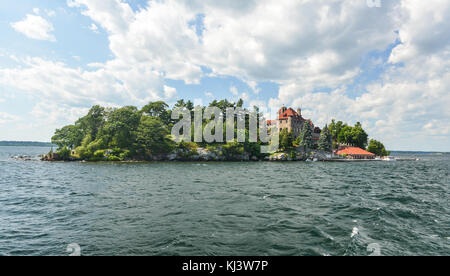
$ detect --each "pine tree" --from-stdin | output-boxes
[318,125,332,152]
[297,121,314,150]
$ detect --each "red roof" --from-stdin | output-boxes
[278,107,302,120]
[337,147,375,156]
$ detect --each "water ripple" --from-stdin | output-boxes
[0,147,449,255]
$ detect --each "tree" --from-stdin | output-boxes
[136,116,174,157]
[236,98,244,108]
[297,121,314,150]
[76,105,106,141]
[103,106,141,149]
[337,125,353,145]
[174,99,194,111]
[279,129,293,151]
[337,123,368,149]
[141,101,171,125]
[141,101,168,117]
[367,139,390,156]
[318,125,332,152]
[329,119,346,143]
[209,99,235,114]
[52,125,83,149]
[353,122,369,149]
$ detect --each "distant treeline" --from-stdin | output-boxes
[390,151,448,155]
[0,141,55,147]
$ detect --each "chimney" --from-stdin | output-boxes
[297,108,302,116]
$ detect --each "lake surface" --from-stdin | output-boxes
[0,146,449,256]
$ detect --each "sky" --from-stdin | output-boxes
[0,0,449,151]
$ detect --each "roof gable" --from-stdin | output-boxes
[278,107,301,119]
[337,147,375,156]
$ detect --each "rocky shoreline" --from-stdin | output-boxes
[36,148,336,162]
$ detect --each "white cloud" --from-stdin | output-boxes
[2,0,450,149]
[230,86,239,96]
[240,92,249,102]
[69,0,396,87]
[0,112,19,125]
[11,14,56,42]
[164,85,177,99]
[0,57,173,106]
[46,10,56,17]
[60,0,399,89]
[67,0,135,33]
[89,23,99,33]
[31,101,89,125]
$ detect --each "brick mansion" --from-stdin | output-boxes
[267,107,321,142]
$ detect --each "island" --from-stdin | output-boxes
[42,99,390,162]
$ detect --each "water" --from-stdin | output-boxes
[0,146,449,256]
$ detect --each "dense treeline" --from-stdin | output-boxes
[51,99,268,161]
[51,99,389,161]
[328,119,389,156]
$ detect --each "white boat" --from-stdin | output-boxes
[382,156,396,162]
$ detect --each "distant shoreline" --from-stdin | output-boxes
[0,141,55,147]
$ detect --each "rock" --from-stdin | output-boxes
[196,148,218,161]
[167,154,178,161]
[242,153,250,161]
[13,155,35,161]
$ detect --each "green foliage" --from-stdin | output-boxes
[141,101,172,125]
[107,155,122,162]
[244,142,266,159]
[329,119,347,144]
[87,138,106,154]
[289,150,296,159]
[93,150,106,161]
[222,140,245,159]
[279,129,294,151]
[74,146,92,160]
[297,121,314,150]
[367,139,390,157]
[119,150,131,160]
[135,116,174,157]
[329,119,389,157]
[50,99,284,161]
[57,147,71,161]
[174,99,194,111]
[75,105,106,141]
[209,99,236,114]
[337,122,368,149]
[103,106,141,149]
[52,125,83,149]
[318,125,332,152]
[176,141,198,151]
[236,98,244,108]
[175,141,198,159]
